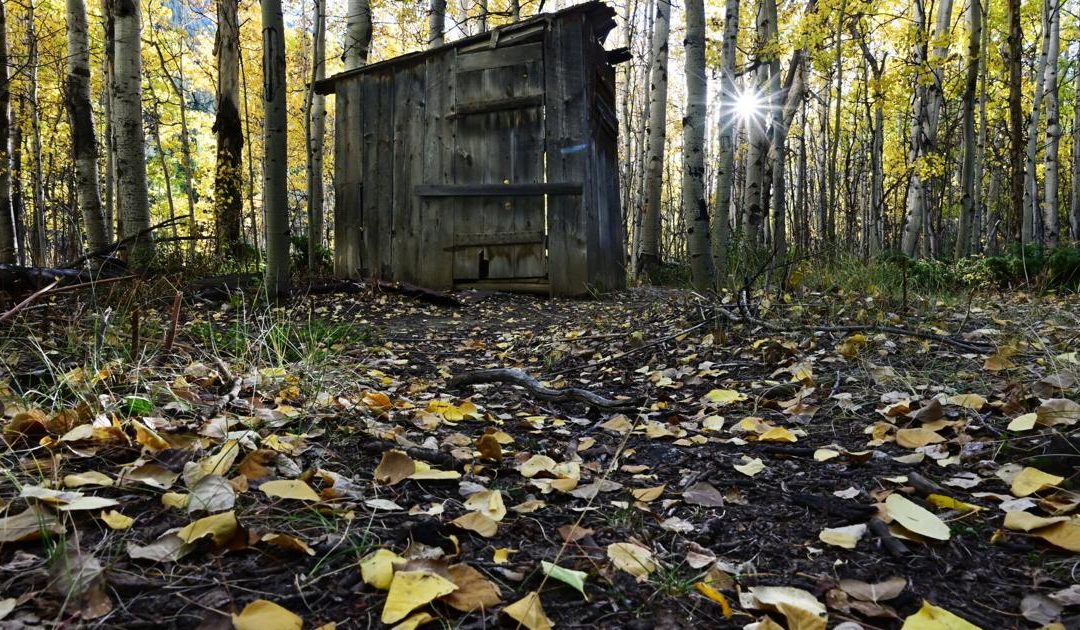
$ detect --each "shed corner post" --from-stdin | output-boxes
[333,78,364,279]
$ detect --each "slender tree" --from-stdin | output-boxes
[637,0,670,276]
[1006,0,1023,241]
[956,0,981,257]
[65,0,108,253]
[0,1,14,264]
[743,0,776,249]
[1071,53,1080,240]
[344,0,372,70]
[305,0,327,271]
[1041,0,1061,249]
[681,0,714,290]
[712,0,739,280]
[214,0,243,257]
[113,0,154,267]
[429,0,446,47]
[1022,0,1051,244]
[27,1,46,265]
[263,0,289,299]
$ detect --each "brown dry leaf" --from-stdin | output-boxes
[838,577,907,603]
[476,433,503,462]
[0,505,66,542]
[1036,399,1080,427]
[260,533,315,556]
[503,591,553,630]
[375,450,417,485]
[558,524,593,542]
[607,542,657,580]
[441,563,502,612]
[238,449,278,481]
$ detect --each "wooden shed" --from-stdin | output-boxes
[316,1,627,296]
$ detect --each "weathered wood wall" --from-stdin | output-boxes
[329,2,625,296]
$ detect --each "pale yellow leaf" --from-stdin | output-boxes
[381,570,458,624]
[503,591,553,630]
[900,600,982,629]
[885,494,950,541]
[260,479,321,502]
[232,600,302,630]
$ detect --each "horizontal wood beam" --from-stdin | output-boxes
[450,230,546,249]
[449,94,544,117]
[416,183,583,197]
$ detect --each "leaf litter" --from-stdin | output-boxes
[0,285,1079,627]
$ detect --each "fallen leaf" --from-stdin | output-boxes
[1011,467,1064,497]
[758,427,798,443]
[442,563,502,611]
[947,394,986,410]
[0,505,65,542]
[704,389,747,405]
[896,428,946,449]
[747,586,828,630]
[814,449,840,462]
[607,542,657,580]
[360,549,405,590]
[476,433,503,462]
[695,582,733,617]
[819,523,867,549]
[374,450,416,485]
[188,474,237,513]
[1003,511,1068,532]
[1020,593,1063,625]
[259,479,321,502]
[463,489,506,521]
[503,591,553,630]
[1008,413,1038,431]
[838,577,906,603]
[630,485,665,502]
[541,560,588,600]
[900,600,981,629]
[885,494,950,541]
[734,457,766,477]
[100,510,134,530]
[1036,518,1080,552]
[682,482,725,507]
[451,511,498,537]
[176,511,239,547]
[260,533,316,556]
[1036,399,1080,427]
[381,570,458,624]
[232,599,302,630]
[63,471,114,488]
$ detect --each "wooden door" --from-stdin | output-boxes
[446,42,547,285]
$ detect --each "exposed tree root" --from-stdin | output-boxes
[448,367,641,410]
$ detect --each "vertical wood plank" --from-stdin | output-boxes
[333,78,363,278]
[419,50,455,289]
[391,62,424,283]
[544,14,590,296]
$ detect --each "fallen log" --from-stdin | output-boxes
[448,368,641,410]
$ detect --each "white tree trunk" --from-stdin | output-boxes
[1041,0,1061,249]
[638,0,669,275]
[1023,0,1051,244]
[901,0,954,256]
[344,0,372,71]
[681,0,714,290]
[742,0,775,249]
[263,0,289,299]
[429,0,446,47]
[113,0,154,267]
[711,0,739,280]
[305,0,327,271]
[65,0,108,253]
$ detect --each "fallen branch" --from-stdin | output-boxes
[0,277,61,324]
[61,215,186,269]
[448,368,641,410]
[868,517,910,558]
[714,303,995,354]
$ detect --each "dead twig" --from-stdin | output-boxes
[448,367,641,410]
[0,277,61,324]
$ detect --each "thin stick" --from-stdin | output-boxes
[163,291,183,352]
[0,277,61,324]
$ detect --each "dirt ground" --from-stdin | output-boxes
[1,282,1079,629]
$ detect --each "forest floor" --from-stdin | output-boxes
[1,280,1080,629]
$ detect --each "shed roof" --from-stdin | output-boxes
[314,1,616,95]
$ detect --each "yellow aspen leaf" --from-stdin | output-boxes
[885,494,950,541]
[232,600,302,630]
[734,457,766,477]
[1007,413,1038,431]
[1011,467,1064,497]
[695,582,733,617]
[748,586,827,630]
[391,612,434,630]
[177,511,238,547]
[63,471,114,488]
[895,428,946,449]
[704,389,747,405]
[476,433,502,462]
[408,461,461,480]
[451,512,498,537]
[926,494,982,512]
[900,600,982,629]
[758,427,798,443]
[1003,511,1068,532]
[503,591,553,630]
[381,570,457,624]
[947,394,987,410]
[630,485,666,502]
[99,510,134,530]
[813,449,840,462]
[1035,519,1080,552]
[463,490,506,521]
[818,523,867,549]
[360,549,405,590]
[260,479,321,502]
